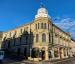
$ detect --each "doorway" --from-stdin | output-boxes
[49,51,52,60]
[17,48,21,56]
[41,50,45,60]
[24,48,27,59]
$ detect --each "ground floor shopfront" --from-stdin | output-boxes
[29,46,72,61]
[3,45,72,61]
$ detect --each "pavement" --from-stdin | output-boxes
[38,57,75,64]
[47,57,75,64]
[0,57,75,64]
[51,57,75,64]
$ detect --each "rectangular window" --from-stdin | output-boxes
[36,24,37,30]
[21,29,22,34]
[9,32,11,37]
[49,33,51,43]
[21,36,28,45]
[15,38,20,46]
[8,41,10,48]
[54,49,59,57]
[20,37,21,45]
[41,23,43,29]
[13,36,16,46]
[36,34,39,42]
[26,36,28,44]
[44,23,46,29]
[38,23,39,29]
[48,23,49,30]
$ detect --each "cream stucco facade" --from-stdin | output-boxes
[1,6,75,61]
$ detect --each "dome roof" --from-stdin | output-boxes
[37,7,48,14]
[35,7,49,18]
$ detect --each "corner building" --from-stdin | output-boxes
[2,7,72,61]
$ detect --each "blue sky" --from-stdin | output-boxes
[0,0,75,38]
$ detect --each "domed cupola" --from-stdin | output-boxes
[35,6,49,18]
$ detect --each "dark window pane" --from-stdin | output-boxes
[21,29,22,34]
[38,23,39,29]
[42,33,46,42]
[36,34,39,42]
[44,23,46,29]
[41,23,43,29]
[8,41,10,48]
[36,24,37,30]
[54,48,59,57]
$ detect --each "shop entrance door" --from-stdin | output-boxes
[41,50,45,60]
[24,48,27,59]
[17,48,21,56]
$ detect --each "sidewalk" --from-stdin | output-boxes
[50,57,75,63]
[21,57,75,64]
[2,57,75,64]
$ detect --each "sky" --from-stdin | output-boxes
[0,0,75,38]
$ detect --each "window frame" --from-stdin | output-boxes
[36,34,39,42]
[42,33,46,42]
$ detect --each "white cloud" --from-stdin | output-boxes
[53,17,75,39]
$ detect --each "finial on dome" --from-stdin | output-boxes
[35,0,50,18]
[40,2,44,8]
[40,0,45,8]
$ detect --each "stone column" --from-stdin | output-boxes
[61,48,64,58]
[51,48,54,59]
[58,48,60,59]
[45,49,49,60]
[59,48,64,59]
[65,48,68,58]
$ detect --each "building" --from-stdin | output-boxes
[1,6,74,61]
[70,39,75,57]
[0,32,3,48]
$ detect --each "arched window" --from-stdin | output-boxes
[36,34,39,42]
[42,33,46,42]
